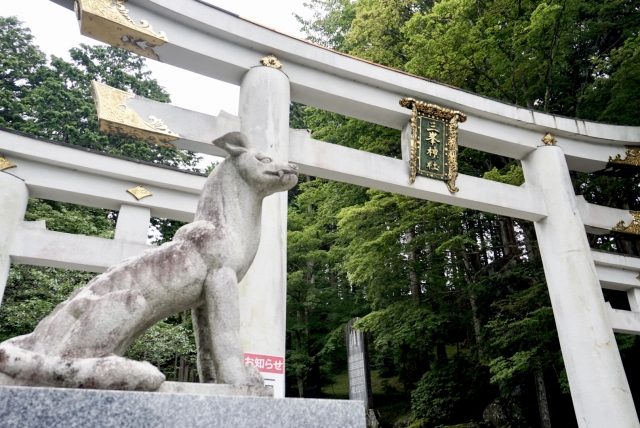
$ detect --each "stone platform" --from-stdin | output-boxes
[0,386,366,428]
[155,381,274,397]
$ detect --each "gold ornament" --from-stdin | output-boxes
[399,98,466,193]
[76,0,168,60]
[127,185,153,201]
[260,55,282,69]
[541,133,557,146]
[91,81,179,147]
[613,211,640,235]
[0,156,17,171]
[608,147,640,167]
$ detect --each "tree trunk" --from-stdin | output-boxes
[329,266,336,289]
[179,356,186,382]
[174,354,179,381]
[431,300,448,363]
[506,217,519,259]
[534,369,552,428]
[406,228,421,306]
[469,288,484,359]
[184,363,191,382]
[521,222,539,260]
[295,313,305,398]
[543,0,566,111]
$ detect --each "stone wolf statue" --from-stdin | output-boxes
[0,132,299,391]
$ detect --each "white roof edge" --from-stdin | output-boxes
[143,0,640,144]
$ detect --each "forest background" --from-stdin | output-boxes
[1,0,640,427]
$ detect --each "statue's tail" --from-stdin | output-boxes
[0,342,165,391]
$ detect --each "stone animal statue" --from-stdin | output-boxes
[0,132,299,391]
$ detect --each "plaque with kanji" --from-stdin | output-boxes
[400,98,467,193]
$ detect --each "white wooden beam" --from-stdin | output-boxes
[577,196,634,235]
[592,250,640,292]
[289,130,548,221]
[4,128,635,229]
[11,222,151,273]
[606,303,640,335]
[125,97,240,157]
[0,129,203,222]
[2,127,548,222]
[596,265,640,292]
[592,250,640,271]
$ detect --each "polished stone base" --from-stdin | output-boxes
[0,386,366,428]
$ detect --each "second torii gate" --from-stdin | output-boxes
[1,0,640,424]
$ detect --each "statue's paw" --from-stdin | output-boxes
[243,363,264,387]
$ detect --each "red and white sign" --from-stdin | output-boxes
[243,353,284,374]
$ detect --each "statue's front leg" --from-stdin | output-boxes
[192,304,216,383]
[204,267,262,386]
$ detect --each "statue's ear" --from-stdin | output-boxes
[213,132,249,157]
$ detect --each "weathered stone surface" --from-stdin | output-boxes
[0,132,299,391]
[155,381,273,397]
[346,318,373,410]
[0,386,366,428]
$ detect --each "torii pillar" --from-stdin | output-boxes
[0,171,29,306]
[522,143,639,427]
[237,63,290,398]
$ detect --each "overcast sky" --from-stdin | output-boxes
[1,0,311,116]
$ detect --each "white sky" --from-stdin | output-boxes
[0,0,311,116]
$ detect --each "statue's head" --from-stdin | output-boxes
[213,132,299,196]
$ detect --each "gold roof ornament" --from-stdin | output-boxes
[613,211,640,235]
[91,81,179,147]
[399,97,466,193]
[260,55,282,69]
[541,133,557,146]
[76,0,168,60]
[0,156,17,171]
[608,147,640,167]
[127,185,153,201]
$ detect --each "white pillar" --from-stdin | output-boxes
[114,204,150,244]
[629,289,640,313]
[0,172,29,306]
[238,65,290,398]
[522,146,639,427]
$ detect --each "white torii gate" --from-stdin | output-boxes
[1,0,640,424]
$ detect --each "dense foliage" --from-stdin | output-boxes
[2,0,640,425]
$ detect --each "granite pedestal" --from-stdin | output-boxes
[0,386,366,428]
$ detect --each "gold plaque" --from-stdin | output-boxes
[127,185,152,200]
[400,98,466,193]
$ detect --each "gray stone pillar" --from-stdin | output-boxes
[522,145,639,427]
[0,172,29,306]
[238,65,290,398]
[346,318,373,410]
